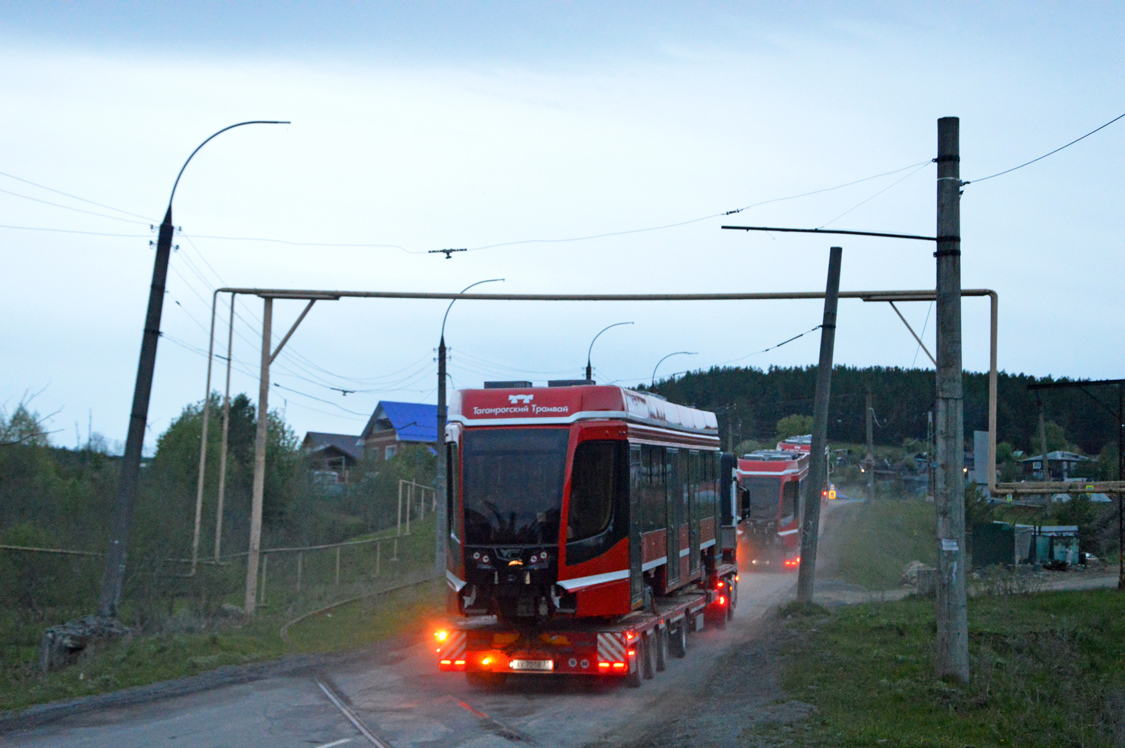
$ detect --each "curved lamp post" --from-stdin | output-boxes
[651,351,697,388]
[435,278,504,576]
[585,321,633,382]
[98,120,288,619]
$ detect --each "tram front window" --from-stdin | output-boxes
[741,476,782,522]
[462,428,569,545]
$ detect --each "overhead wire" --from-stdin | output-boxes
[817,161,934,229]
[911,302,934,368]
[0,169,155,220]
[0,187,153,225]
[711,324,823,368]
[964,110,1125,185]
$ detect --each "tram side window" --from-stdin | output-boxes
[642,444,666,531]
[569,440,622,541]
[781,479,799,525]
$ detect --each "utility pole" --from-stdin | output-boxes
[1038,401,1051,482]
[96,121,286,621]
[934,116,969,682]
[244,297,272,615]
[796,246,842,604]
[865,388,875,501]
[97,212,174,619]
[435,334,448,577]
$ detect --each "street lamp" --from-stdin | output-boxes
[97,120,288,620]
[435,278,504,576]
[651,351,697,388]
[585,322,633,382]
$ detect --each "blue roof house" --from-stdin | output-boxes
[360,401,438,461]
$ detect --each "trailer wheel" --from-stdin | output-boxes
[625,638,644,688]
[466,671,508,690]
[707,599,728,629]
[642,631,656,680]
[670,621,688,659]
[655,626,668,672]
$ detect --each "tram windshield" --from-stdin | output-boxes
[462,428,569,545]
[740,476,782,521]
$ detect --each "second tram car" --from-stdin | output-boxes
[735,448,809,569]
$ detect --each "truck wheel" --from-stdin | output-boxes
[655,626,668,672]
[727,578,738,620]
[670,622,687,659]
[625,638,644,688]
[466,671,508,690]
[642,632,656,680]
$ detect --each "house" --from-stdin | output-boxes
[302,432,364,483]
[1020,450,1089,481]
[360,401,438,461]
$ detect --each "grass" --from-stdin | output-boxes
[825,499,937,589]
[0,518,444,714]
[762,590,1125,747]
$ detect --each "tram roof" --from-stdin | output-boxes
[450,384,718,435]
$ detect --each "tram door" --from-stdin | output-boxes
[688,450,700,574]
[628,445,644,605]
[665,448,681,588]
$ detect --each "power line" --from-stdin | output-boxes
[0,187,153,225]
[965,110,1125,185]
[712,324,823,368]
[0,169,155,220]
[0,224,149,238]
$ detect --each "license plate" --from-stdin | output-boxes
[509,659,554,671]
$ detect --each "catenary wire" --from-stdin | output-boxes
[817,162,933,229]
[965,110,1125,185]
[911,301,934,368]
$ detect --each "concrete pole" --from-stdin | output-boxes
[934,116,969,682]
[97,212,174,619]
[244,296,272,615]
[435,338,447,577]
[796,246,842,604]
[866,389,875,501]
[214,294,235,561]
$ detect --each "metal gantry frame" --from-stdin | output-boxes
[193,285,1014,615]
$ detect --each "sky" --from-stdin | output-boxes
[1,2,1122,453]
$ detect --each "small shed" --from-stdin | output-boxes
[301,432,364,483]
[972,521,1079,568]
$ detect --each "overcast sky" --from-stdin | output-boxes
[2,2,1122,453]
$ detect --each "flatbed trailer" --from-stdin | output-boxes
[437,561,738,687]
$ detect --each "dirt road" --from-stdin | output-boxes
[4,572,799,748]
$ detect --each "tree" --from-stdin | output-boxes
[145,393,300,557]
[775,414,814,442]
[0,402,52,447]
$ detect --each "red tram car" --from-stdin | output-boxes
[444,382,734,622]
[735,448,809,569]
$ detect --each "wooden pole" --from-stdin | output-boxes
[244,296,271,615]
[866,388,875,501]
[296,551,303,593]
[214,294,235,561]
[796,246,842,603]
[935,116,969,682]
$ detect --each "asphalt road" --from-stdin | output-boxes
[4,573,798,748]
